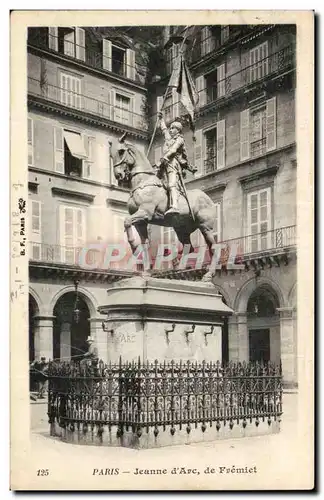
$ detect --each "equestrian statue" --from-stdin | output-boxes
[111,111,218,267]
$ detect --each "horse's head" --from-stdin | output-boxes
[112,133,136,184]
[112,133,153,185]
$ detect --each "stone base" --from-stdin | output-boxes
[50,420,280,449]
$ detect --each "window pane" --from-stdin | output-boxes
[251,209,258,225]
[250,194,258,209]
[260,190,268,206]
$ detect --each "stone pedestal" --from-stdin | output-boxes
[98,276,233,364]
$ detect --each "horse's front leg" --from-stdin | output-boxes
[124,210,150,254]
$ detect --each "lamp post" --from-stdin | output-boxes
[73,280,81,324]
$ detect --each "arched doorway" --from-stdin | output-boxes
[247,286,280,363]
[29,294,38,362]
[53,292,91,361]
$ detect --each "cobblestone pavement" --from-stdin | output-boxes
[14,392,312,491]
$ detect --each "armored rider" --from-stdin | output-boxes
[156,111,196,216]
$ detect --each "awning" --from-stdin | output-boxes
[63,131,87,159]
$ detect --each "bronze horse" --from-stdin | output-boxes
[112,134,218,262]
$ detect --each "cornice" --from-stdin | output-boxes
[28,95,149,141]
[51,187,95,203]
[238,165,279,186]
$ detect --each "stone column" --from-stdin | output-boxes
[237,313,249,362]
[33,315,55,360]
[278,307,297,388]
[228,315,239,362]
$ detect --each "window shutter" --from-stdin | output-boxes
[240,109,250,161]
[48,27,58,51]
[54,127,64,173]
[154,147,162,165]
[126,49,136,80]
[103,39,112,71]
[196,75,206,107]
[266,97,276,151]
[83,135,94,179]
[28,118,34,166]
[108,90,114,121]
[157,96,164,114]
[216,119,226,169]
[76,28,86,61]
[261,42,269,76]
[194,129,203,177]
[172,88,180,120]
[201,27,210,56]
[217,63,226,98]
[74,76,82,110]
[30,200,41,260]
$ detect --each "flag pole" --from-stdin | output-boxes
[146,26,191,157]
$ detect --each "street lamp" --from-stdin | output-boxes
[73,280,81,324]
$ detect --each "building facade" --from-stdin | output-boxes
[28,25,297,387]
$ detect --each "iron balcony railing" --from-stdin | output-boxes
[30,226,296,271]
[199,44,295,108]
[204,155,218,174]
[28,30,147,84]
[190,25,246,64]
[28,77,148,132]
[219,225,296,260]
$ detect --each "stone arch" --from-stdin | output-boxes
[29,287,42,315]
[234,276,285,313]
[288,282,297,308]
[49,285,98,317]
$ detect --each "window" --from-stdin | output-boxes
[163,90,173,123]
[59,206,86,264]
[201,27,215,57]
[220,26,230,45]
[246,188,271,253]
[205,64,226,104]
[48,27,58,51]
[115,93,131,125]
[240,98,277,161]
[195,75,206,108]
[112,45,126,77]
[63,28,85,61]
[166,43,180,75]
[28,118,34,166]
[102,39,135,80]
[60,73,82,110]
[250,107,267,157]
[203,120,226,174]
[54,128,90,177]
[249,42,269,82]
[29,200,41,260]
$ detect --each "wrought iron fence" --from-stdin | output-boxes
[28,77,148,132]
[47,358,282,437]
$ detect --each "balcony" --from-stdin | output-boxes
[222,225,296,259]
[198,44,295,112]
[28,30,147,85]
[28,77,148,133]
[204,155,217,174]
[190,25,248,64]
